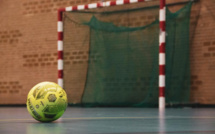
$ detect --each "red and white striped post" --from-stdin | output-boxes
[58,8,65,88]
[159,0,166,110]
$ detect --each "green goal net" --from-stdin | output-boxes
[63,2,192,107]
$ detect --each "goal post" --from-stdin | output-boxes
[159,0,166,110]
[57,0,167,108]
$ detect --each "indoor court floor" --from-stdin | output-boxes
[0,107,215,134]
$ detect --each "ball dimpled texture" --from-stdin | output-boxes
[26,82,67,122]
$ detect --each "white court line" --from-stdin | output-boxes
[1,116,215,122]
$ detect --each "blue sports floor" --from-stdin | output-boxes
[0,107,215,134]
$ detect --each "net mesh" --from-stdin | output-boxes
[63,2,192,107]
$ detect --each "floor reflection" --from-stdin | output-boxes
[26,120,65,134]
[159,109,166,134]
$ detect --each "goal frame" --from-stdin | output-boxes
[57,0,166,109]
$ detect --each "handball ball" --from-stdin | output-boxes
[26,82,67,122]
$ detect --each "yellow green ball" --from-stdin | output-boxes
[26,82,67,122]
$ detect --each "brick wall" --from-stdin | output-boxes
[0,0,214,105]
[189,0,215,104]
